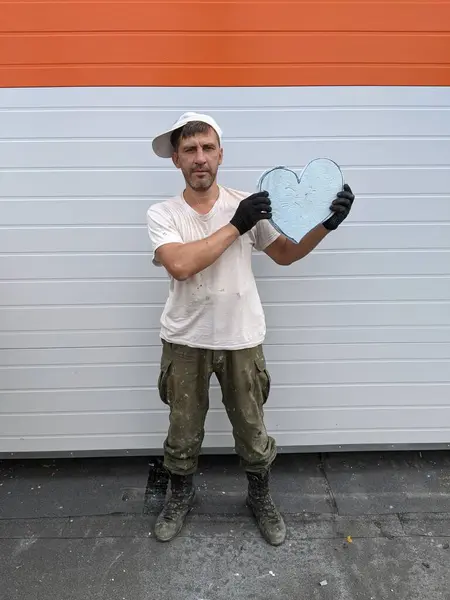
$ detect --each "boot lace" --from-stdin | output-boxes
[258,493,281,523]
[161,482,192,522]
[161,495,184,522]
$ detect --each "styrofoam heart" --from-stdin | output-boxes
[257,158,344,243]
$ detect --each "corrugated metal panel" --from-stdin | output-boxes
[1,0,450,87]
[2,139,450,167]
[1,86,450,454]
[1,167,449,197]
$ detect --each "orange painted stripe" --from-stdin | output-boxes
[1,65,449,88]
[1,1,450,87]
[3,2,450,33]
[2,34,449,65]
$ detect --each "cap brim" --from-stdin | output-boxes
[152,112,223,158]
[152,131,174,158]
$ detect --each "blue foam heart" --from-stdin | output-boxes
[257,158,344,243]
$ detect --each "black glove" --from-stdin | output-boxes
[230,191,272,235]
[323,183,355,231]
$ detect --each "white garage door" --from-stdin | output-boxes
[1,86,449,456]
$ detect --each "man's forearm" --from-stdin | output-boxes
[158,223,240,280]
[283,224,330,264]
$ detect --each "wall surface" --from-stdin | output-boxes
[1,0,450,87]
[1,1,450,455]
[1,86,450,454]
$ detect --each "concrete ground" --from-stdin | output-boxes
[1,450,449,600]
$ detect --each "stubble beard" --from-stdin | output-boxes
[185,167,217,192]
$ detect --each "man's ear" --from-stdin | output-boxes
[218,147,223,166]
[172,152,180,169]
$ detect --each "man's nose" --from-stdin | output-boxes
[194,149,206,163]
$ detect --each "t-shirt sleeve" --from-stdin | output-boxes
[146,205,184,266]
[252,219,281,252]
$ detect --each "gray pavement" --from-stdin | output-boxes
[1,451,449,600]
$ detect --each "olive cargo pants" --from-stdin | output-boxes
[157,339,277,475]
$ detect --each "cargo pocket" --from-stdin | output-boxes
[157,352,173,406]
[254,353,271,406]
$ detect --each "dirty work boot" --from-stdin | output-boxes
[154,473,195,542]
[246,470,286,546]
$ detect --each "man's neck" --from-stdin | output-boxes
[182,182,221,214]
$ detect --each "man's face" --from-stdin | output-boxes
[172,128,223,192]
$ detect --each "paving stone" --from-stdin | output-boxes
[400,512,450,538]
[0,457,150,518]
[324,451,450,515]
[0,518,67,539]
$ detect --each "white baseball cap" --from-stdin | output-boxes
[152,111,223,158]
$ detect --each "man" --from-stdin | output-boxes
[147,111,354,546]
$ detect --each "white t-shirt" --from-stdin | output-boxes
[146,185,280,350]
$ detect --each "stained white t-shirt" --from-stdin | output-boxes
[146,185,280,350]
